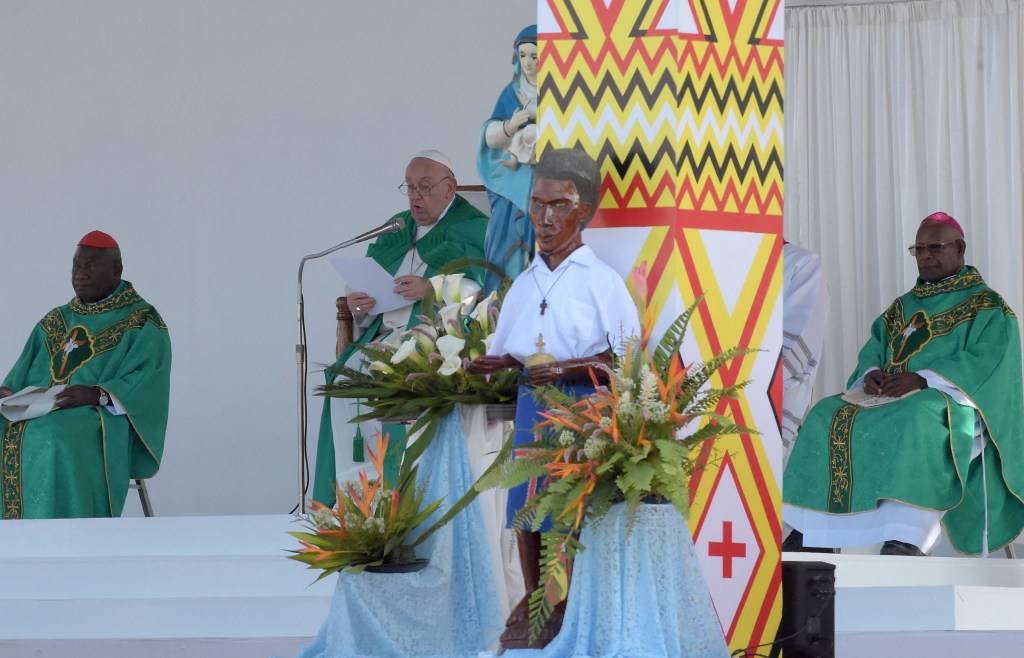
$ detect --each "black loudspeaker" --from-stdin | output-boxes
[775,560,836,658]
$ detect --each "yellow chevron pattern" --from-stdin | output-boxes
[537,0,784,652]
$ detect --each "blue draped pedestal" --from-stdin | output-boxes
[292,407,503,658]
[504,503,730,658]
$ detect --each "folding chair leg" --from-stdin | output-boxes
[133,478,154,517]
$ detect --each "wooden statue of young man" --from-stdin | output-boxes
[467,148,639,648]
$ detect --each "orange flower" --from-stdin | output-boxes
[636,421,649,446]
[608,407,621,443]
[561,475,597,529]
[365,432,390,481]
[348,469,380,519]
[390,490,400,519]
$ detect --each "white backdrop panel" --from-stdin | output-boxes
[0,1,537,516]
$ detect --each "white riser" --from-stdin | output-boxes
[838,631,1024,658]
[838,585,1024,632]
[0,637,311,658]
[0,515,332,642]
[0,556,331,599]
[3,518,1024,646]
[0,596,329,640]
[785,552,1024,588]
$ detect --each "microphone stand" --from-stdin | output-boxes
[294,219,402,515]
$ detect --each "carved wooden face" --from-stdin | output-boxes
[529,177,591,259]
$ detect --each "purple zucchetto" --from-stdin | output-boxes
[922,211,964,237]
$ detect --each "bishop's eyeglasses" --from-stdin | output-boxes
[907,241,959,257]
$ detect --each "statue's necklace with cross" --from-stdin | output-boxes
[531,265,572,316]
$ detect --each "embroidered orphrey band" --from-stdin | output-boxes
[827,403,861,513]
[1,422,27,519]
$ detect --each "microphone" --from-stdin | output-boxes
[292,215,404,513]
[301,216,404,263]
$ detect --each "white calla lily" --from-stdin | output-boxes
[390,338,426,367]
[367,360,395,375]
[483,333,495,353]
[436,334,466,361]
[470,291,498,333]
[438,303,464,332]
[428,275,446,305]
[457,278,482,310]
[438,356,463,376]
[440,273,466,305]
[409,324,438,350]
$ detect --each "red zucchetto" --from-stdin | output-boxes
[77,230,119,248]
[921,211,964,237]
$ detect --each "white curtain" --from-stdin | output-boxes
[784,0,1024,399]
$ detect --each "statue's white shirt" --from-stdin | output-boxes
[488,244,639,365]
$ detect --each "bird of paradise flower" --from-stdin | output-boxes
[287,432,442,579]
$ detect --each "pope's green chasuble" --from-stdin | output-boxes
[312,196,488,506]
[1,281,171,519]
[784,267,1024,553]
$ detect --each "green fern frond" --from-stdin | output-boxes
[652,295,704,376]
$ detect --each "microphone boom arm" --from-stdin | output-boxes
[294,216,403,514]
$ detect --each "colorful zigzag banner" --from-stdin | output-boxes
[536,0,785,651]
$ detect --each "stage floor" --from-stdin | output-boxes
[2,514,1024,657]
[0,514,330,658]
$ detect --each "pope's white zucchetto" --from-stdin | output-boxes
[412,149,456,179]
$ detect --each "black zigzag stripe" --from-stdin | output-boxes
[541,68,678,112]
[629,0,661,38]
[557,138,782,182]
[678,75,783,115]
[679,143,784,181]
[541,70,782,116]
[563,2,588,39]
[594,140,678,179]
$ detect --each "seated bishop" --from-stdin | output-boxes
[0,230,171,519]
[783,212,1024,556]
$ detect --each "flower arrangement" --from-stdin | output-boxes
[288,432,442,577]
[321,272,519,420]
[476,267,756,640]
[319,270,519,476]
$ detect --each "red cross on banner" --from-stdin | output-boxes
[708,520,747,579]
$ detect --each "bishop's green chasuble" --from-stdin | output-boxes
[1,281,171,519]
[784,267,1024,554]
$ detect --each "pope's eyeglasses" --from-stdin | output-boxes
[398,177,451,197]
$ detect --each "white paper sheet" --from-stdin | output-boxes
[328,256,409,314]
[0,385,67,422]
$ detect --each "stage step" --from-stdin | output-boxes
[0,514,332,652]
[4,517,1024,657]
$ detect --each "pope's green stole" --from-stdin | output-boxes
[826,269,1008,512]
[0,283,165,518]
